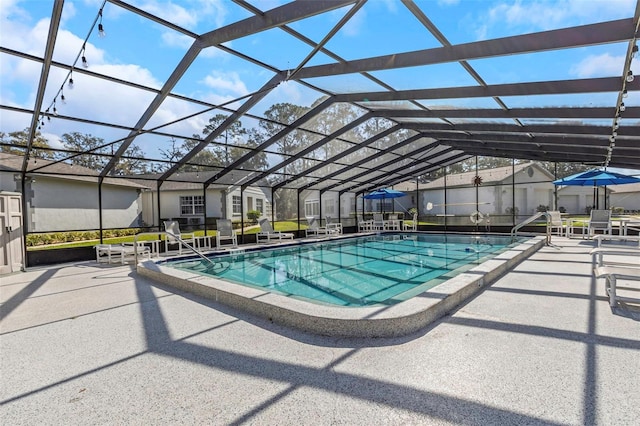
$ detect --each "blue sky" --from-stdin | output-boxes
[0,0,638,171]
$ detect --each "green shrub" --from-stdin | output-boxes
[247,210,261,223]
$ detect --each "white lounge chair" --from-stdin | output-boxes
[95,243,150,264]
[257,218,294,243]
[305,217,337,238]
[594,265,640,307]
[216,219,238,250]
[163,220,195,254]
[588,210,612,238]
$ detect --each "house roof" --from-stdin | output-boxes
[0,153,148,189]
[130,170,269,191]
[610,181,640,193]
[419,162,554,189]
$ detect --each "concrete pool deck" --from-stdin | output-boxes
[1,237,639,424]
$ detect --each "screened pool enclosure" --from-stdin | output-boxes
[1,0,639,260]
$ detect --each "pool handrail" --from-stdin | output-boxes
[511,212,551,244]
[133,231,218,269]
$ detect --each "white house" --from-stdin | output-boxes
[0,152,146,232]
[557,186,609,214]
[610,181,640,213]
[302,191,356,220]
[418,162,556,224]
[137,172,273,228]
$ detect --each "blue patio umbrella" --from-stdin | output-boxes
[553,169,640,209]
[363,188,407,199]
[364,188,406,213]
[552,169,640,187]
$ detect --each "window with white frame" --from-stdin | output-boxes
[180,195,204,216]
[305,199,319,217]
[256,198,263,213]
[324,199,335,216]
[232,195,242,215]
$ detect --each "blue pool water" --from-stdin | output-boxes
[166,234,526,307]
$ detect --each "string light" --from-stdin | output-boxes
[633,43,638,59]
[98,7,106,38]
[68,71,74,89]
[81,45,89,68]
[626,70,634,82]
[620,103,626,112]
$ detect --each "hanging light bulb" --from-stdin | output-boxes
[626,71,634,82]
[53,99,58,116]
[612,130,617,137]
[622,89,628,98]
[620,102,626,112]
[81,45,89,68]
[633,43,638,59]
[98,8,106,38]
[68,72,74,89]
[609,135,615,142]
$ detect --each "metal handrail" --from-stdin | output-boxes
[133,231,219,270]
[510,212,550,243]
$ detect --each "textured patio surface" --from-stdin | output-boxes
[1,237,639,425]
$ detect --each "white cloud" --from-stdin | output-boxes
[474,0,637,38]
[201,71,249,96]
[130,0,227,31]
[569,53,626,78]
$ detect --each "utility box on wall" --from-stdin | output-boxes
[0,191,25,274]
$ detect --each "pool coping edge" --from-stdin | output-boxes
[137,236,546,338]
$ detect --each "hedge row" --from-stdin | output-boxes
[27,228,141,247]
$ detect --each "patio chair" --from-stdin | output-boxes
[404,213,418,231]
[305,217,338,238]
[163,220,195,254]
[257,218,295,243]
[385,214,401,231]
[587,209,612,238]
[215,219,238,250]
[372,213,385,231]
[358,216,373,232]
[546,211,566,237]
[325,216,343,234]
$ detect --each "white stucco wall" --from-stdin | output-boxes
[26,177,141,232]
[144,186,272,226]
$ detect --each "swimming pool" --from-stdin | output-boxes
[139,233,544,337]
[163,234,527,307]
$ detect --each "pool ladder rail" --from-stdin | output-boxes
[510,211,554,245]
[133,231,229,273]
